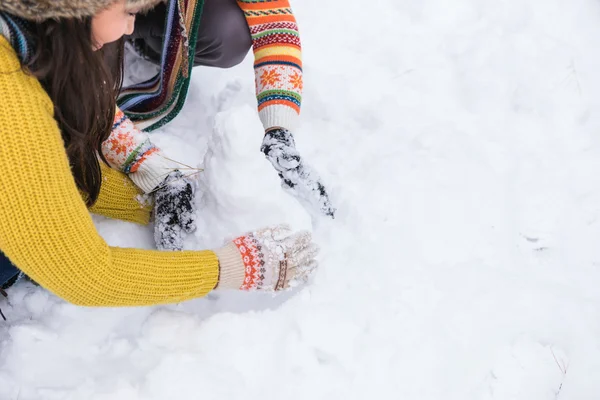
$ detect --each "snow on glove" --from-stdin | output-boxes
[213,224,319,292]
[261,129,336,218]
[154,171,197,251]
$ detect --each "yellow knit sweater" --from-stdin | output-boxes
[0,37,219,306]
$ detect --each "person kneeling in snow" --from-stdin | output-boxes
[125,0,336,220]
[0,0,318,308]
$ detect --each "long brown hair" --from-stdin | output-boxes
[22,17,124,206]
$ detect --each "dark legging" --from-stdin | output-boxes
[131,0,253,68]
[0,251,20,289]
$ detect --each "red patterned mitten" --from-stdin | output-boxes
[213,224,319,292]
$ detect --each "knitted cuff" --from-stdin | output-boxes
[259,104,299,132]
[213,242,245,290]
[128,152,178,194]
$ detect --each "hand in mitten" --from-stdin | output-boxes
[214,224,319,291]
[153,171,197,251]
[261,128,336,218]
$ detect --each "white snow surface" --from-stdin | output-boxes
[3,0,600,398]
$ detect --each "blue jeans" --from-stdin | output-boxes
[0,251,20,289]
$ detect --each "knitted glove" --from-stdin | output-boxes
[261,128,336,218]
[153,171,197,251]
[214,224,319,291]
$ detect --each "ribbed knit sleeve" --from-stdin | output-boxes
[0,38,219,307]
[88,162,153,225]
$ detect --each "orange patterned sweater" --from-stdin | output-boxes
[237,0,303,132]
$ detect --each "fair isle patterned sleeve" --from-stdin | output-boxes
[101,108,177,194]
[236,0,303,132]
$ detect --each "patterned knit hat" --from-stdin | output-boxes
[0,0,164,21]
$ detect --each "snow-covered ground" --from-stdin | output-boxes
[3,0,600,398]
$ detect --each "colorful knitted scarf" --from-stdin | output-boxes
[0,12,32,64]
[117,0,204,132]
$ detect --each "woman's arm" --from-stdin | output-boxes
[102,108,178,194]
[103,108,199,250]
[234,2,336,217]
[236,0,303,132]
[88,162,153,225]
[0,41,218,306]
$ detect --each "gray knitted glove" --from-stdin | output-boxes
[153,171,197,251]
[261,129,336,218]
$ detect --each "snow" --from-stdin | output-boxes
[3,0,600,398]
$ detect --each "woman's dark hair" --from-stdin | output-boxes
[23,17,124,206]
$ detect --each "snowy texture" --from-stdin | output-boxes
[261,128,336,218]
[194,104,312,247]
[3,0,600,398]
[153,171,197,251]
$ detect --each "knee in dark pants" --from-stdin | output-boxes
[193,0,253,68]
[196,23,252,69]
[131,0,253,69]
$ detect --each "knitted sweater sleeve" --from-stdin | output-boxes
[101,108,178,194]
[88,162,153,226]
[237,0,303,132]
[0,39,219,307]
